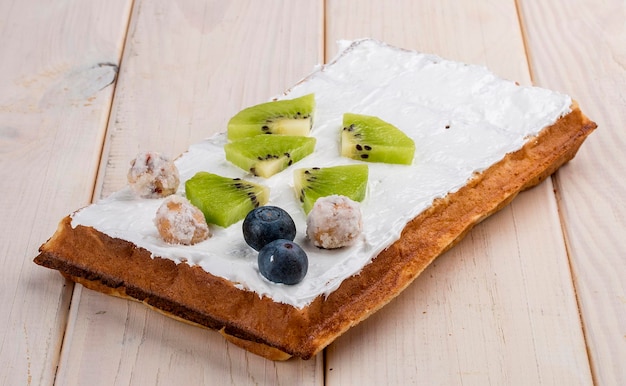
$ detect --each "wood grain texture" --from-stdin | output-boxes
[518,0,626,384]
[0,1,131,385]
[325,0,533,85]
[96,0,324,198]
[3,0,618,384]
[54,0,324,384]
[324,1,593,384]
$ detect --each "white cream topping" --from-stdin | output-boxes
[71,39,572,308]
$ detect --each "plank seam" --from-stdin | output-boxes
[322,0,328,64]
[516,2,595,381]
[53,0,137,383]
[88,0,137,204]
[550,173,598,386]
[514,0,536,85]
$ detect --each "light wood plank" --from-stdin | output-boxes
[96,0,324,198]
[324,1,593,384]
[325,0,533,84]
[327,188,592,385]
[54,1,324,384]
[0,0,132,385]
[518,0,626,384]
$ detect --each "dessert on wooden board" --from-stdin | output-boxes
[34,39,596,360]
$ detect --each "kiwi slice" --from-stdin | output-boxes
[294,164,368,214]
[227,94,315,140]
[225,135,316,178]
[185,172,269,228]
[341,113,415,165]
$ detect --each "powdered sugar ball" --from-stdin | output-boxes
[155,195,210,245]
[306,195,363,249]
[128,151,180,198]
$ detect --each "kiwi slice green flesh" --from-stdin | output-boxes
[225,135,316,178]
[227,94,315,140]
[341,113,415,165]
[185,172,269,228]
[294,164,368,214]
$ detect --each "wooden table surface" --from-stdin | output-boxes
[1,0,624,385]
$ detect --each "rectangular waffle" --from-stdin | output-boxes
[34,39,596,360]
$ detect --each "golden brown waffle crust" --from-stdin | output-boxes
[35,102,595,360]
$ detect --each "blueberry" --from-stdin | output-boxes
[258,239,308,285]
[242,206,296,251]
